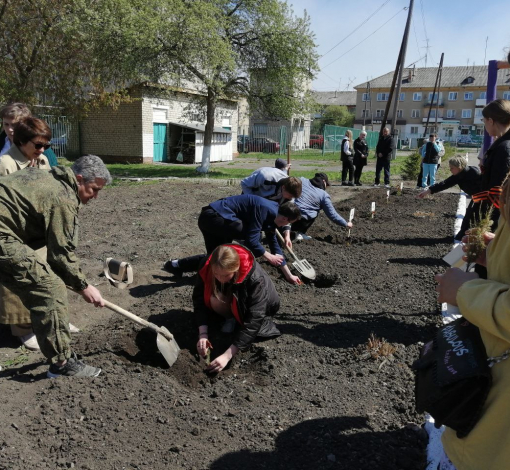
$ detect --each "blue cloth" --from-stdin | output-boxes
[422,163,438,187]
[0,136,11,157]
[294,177,347,226]
[209,194,284,261]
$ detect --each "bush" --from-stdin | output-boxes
[400,152,422,181]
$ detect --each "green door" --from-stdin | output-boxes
[153,123,167,162]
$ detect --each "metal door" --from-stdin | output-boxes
[153,123,167,162]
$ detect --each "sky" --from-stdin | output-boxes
[287,0,510,91]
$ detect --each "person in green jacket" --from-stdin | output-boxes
[0,155,111,378]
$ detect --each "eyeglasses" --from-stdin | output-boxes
[30,141,51,150]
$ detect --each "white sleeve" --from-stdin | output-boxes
[343,141,352,155]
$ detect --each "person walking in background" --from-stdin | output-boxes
[194,244,281,373]
[341,130,354,186]
[420,133,441,188]
[353,131,369,186]
[374,127,395,188]
[417,155,481,241]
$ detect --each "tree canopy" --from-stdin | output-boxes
[321,105,355,128]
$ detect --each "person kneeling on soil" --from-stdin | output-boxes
[164,195,302,284]
[0,155,111,378]
[417,155,481,241]
[285,173,352,244]
[194,244,281,373]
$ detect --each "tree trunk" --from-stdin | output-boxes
[196,87,216,174]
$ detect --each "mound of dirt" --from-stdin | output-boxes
[0,181,456,469]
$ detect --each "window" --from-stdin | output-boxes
[479,92,486,99]
[377,93,389,101]
[397,109,403,118]
[413,92,422,101]
[448,92,458,101]
[375,109,385,118]
[462,109,472,118]
[474,109,483,118]
[362,93,371,101]
[399,93,405,101]
[428,92,443,103]
[476,128,484,136]
[446,109,456,118]
[411,109,420,118]
[503,92,510,100]
[410,126,419,134]
[361,109,370,117]
[464,92,473,100]
[428,109,437,118]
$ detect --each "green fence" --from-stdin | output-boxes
[322,125,379,154]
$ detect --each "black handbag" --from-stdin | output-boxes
[413,317,492,438]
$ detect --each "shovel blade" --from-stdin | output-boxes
[292,259,316,280]
[156,326,180,367]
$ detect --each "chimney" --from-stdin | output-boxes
[407,69,412,82]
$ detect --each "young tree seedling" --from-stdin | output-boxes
[465,207,494,264]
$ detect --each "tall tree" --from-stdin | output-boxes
[147,0,319,172]
[321,105,355,128]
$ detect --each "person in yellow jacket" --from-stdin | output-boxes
[435,177,510,470]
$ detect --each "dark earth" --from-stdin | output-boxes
[0,178,458,470]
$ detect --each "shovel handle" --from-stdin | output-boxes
[66,287,173,340]
[274,229,299,262]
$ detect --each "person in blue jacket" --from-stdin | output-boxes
[164,194,302,284]
[283,173,352,245]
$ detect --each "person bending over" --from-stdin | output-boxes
[194,244,281,373]
[164,195,302,284]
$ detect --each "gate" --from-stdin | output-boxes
[38,114,80,160]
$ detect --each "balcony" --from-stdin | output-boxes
[422,117,443,123]
[475,99,486,107]
[424,99,444,107]
[473,116,484,125]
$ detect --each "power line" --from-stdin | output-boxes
[411,17,424,66]
[419,0,434,65]
[320,0,393,59]
[322,7,407,70]
[318,69,341,86]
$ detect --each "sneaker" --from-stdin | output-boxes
[221,318,236,333]
[348,182,354,187]
[373,183,380,187]
[47,353,101,378]
[341,182,348,187]
[163,260,183,277]
[384,184,391,189]
[355,183,362,186]
[69,323,80,333]
[20,333,40,351]
[294,233,304,242]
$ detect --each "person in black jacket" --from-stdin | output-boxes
[420,133,441,187]
[194,244,280,373]
[374,127,395,188]
[417,155,481,240]
[341,130,354,186]
[353,131,369,186]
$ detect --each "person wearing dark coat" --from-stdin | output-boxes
[374,127,395,187]
[417,155,481,240]
[194,244,280,373]
[341,130,354,186]
[164,194,302,284]
[353,131,369,186]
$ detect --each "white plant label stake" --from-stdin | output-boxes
[386,189,390,203]
[400,182,404,193]
[347,208,355,238]
[371,202,375,218]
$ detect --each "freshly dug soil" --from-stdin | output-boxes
[0,181,457,470]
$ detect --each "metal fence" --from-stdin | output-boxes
[38,114,80,159]
[322,125,380,154]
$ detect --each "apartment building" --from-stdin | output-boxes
[353,66,510,142]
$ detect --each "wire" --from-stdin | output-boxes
[412,18,424,66]
[320,0,393,59]
[322,7,406,70]
[419,0,435,65]
[318,69,342,86]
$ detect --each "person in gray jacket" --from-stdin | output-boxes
[283,173,352,245]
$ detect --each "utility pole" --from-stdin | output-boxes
[423,53,444,137]
[368,81,374,131]
[363,81,369,129]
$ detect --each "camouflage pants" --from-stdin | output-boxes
[0,236,71,363]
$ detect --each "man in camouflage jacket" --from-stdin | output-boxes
[0,155,111,377]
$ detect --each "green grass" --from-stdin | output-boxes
[1,350,30,368]
[236,150,341,161]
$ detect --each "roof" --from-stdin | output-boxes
[311,91,357,106]
[354,65,510,90]
[168,121,231,134]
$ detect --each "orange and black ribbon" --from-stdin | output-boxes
[472,186,503,209]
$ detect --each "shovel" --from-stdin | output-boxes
[67,288,180,367]
[275,230,316,280]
